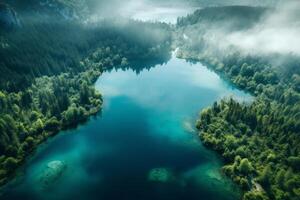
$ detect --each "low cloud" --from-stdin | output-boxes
[86,0,278,23]
[225,0,300,56]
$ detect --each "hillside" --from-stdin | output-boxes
[0,0,172,186]
[0,2,299,200]
[175,5,300,200]
[177,6,268,30]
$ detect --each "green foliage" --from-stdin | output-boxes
[0,13,172,187]
[0,18,171,92]
[177,6,267,30]
[287,156,300,171]
[197,97,300,200]
[179,6,300,200]
[243,191,269,200]
[258,165,272,189]
[3,157,18,172]
[44,117,61,132]
[238,158,253,175]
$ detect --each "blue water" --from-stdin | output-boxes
[1,56,251,200]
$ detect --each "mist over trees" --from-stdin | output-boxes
[175,3,300,200]
[0,0,172,186]
[0,1,299,200]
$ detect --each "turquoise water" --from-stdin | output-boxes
[1,56,251,200]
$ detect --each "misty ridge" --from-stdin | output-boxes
[81,0,283,24]
[3,0,282,24]
[1,1,300,200]
[2,0,299,73]
[226,0,300,56]
[84,0,299,59]
[179,0,300,57]
[2,0,299,88]
[172,0,300,81]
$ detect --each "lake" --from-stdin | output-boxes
[1,55,251,200]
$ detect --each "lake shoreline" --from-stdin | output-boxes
[1,54,249,200]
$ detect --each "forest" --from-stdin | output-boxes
[0,1,300,200]
[176,6,300,200]
[0,2,172,186]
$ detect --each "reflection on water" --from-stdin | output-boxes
[1,56,251,200]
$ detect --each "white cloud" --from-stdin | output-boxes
[225,0,300,56]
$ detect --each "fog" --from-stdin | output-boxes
[86,0,280,23]
[86,0,198,23]
[6,0,296,56]
[86,0,298,57]
[225,0,300,56]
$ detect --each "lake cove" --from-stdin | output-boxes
[1,55,251,200]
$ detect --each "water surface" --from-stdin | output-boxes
[1,56,251,200]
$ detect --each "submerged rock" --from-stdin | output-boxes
[39,160,67,189]
[183,164,223,186]
[148,168,174,183]
[206,168,222,182]
[182,120,195,133]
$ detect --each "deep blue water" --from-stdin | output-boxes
[1,56,251,200]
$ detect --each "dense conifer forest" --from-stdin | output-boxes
[0,1,299,200]
[175,6,300,200]
[0,1,172,185]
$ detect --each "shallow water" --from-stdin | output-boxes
[1,56,251,200]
